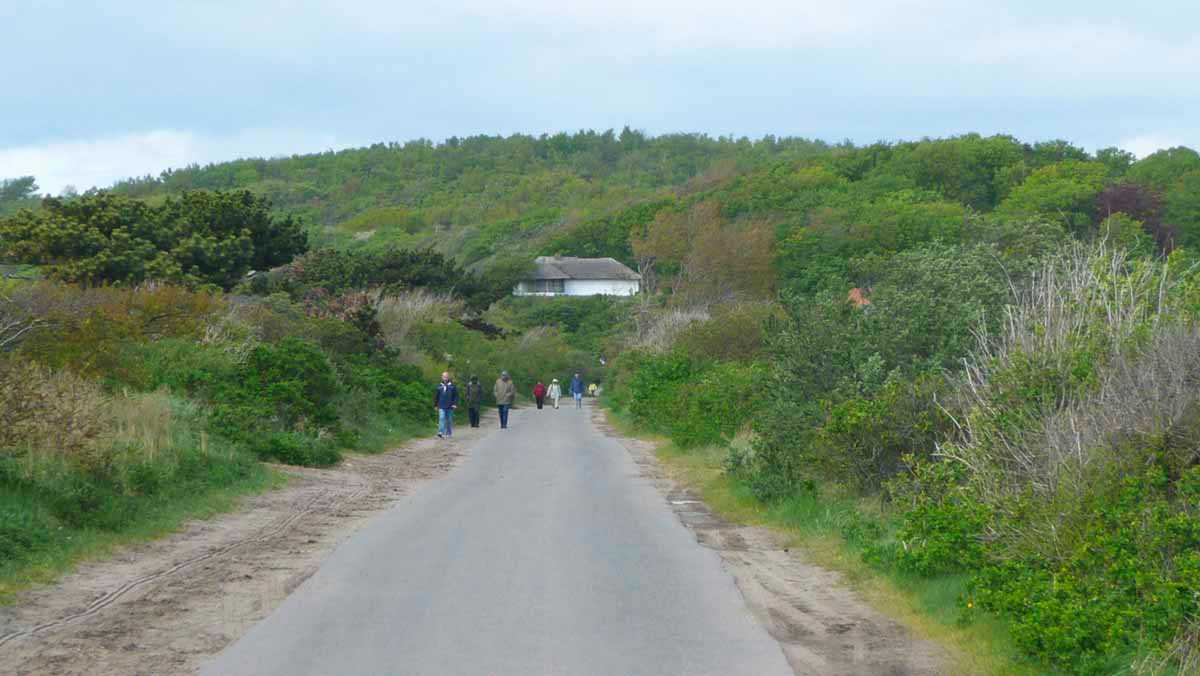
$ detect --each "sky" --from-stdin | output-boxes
[1,0,1198,194]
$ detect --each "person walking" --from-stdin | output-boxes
[465,375,484,428]
[433,371,458,438]
[493,371,516,429]
[547,379,562,409]
[533,381,547,410]
[570,372,585,410]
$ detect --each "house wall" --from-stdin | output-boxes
[512,279,639,297]
[563,279,639,296]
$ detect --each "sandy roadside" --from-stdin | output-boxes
[593,407,947,676]
[0,426,484,676]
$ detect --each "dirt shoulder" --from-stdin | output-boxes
[594,408,947,676]
[0,428,480,676]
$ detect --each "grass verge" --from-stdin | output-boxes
[0,466,283,605]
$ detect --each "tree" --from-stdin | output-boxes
[1095,181,1171,251]
[1095,147,1135,176]
[0,177,40,217]
[997,160,1109,235]
[1127,146,1200,189]
[0,190,307,288]
[1165,171,1200,249]
[0,176,38,204]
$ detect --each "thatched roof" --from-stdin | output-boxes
[529,256,641,281]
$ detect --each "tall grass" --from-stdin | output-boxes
[376,288,464,352]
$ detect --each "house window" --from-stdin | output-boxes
[530,279,565,293]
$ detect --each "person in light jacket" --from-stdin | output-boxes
[433,371,458,438]
[493,371,516,429]
[547,379,562,409]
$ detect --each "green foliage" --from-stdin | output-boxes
[411,317,597,402]
[670,361,766,448]
[540,198,672,265]
[110,131,831,265]
[0,393,266,568]
[997,160,1109,235]
[271,246,527,312]
[970,462,1200,674]
[1165,170,1200,249]
[673,302,780,362]
[0,190,306,288]
[885,459,990,576]
[0,176,40,216]
[1127,147,1200,190]
[617,351,763,449]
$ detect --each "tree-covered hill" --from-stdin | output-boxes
[89,132,1199,277]
[106,130,833,266]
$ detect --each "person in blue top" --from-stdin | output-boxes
[434,371,458,438]
[570,373,585,409]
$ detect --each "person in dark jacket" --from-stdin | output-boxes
[434,371,458,438]
[570,373,585,409]
[464,375,484,428]
[533,381,547,410]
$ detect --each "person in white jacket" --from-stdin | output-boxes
[547,379,562,409]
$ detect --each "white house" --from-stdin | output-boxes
[513,256,641,297]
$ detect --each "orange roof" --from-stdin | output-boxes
[848,287,871,307]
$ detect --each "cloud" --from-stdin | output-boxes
[0,129,350,195]
[1119,133,1192,159]
[964,22,1200,83]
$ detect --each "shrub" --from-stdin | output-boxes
[885,457,990,576]
[670,361,766,448]
[210,337,340,441]
[969,462,1200,674]
[251,432,340,467]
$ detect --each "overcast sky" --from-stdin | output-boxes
[2,1,1198,194]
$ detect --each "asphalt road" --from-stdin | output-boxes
[201,402,793,676]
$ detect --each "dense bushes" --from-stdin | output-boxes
[615,350,764,449]
[0,190,306,288]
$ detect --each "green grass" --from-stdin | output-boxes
[344,409,429,454]
[0,400,430,605]
[602,403,1047,675]
[0,464,283,604]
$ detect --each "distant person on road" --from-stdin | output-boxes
[548,379,562,409]
[570,373,585,409]
[465,375,484,428]
[434,371,458,438]
[533,381,547,409]
[587,382,598,398]
[494,371,516,429]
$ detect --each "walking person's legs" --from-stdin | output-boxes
[498,404,509,429]
[437,409,448,437]
[552,395,559,409]
[469,407,480,427]
[575,392,582,409]
[536,396,544,409]
[445,409,453,437]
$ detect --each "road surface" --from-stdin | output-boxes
[201,402,793,676]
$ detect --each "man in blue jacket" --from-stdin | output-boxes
[570,373,585,410]
[434,371,458,438]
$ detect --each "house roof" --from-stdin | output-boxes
[529,256,641,281]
